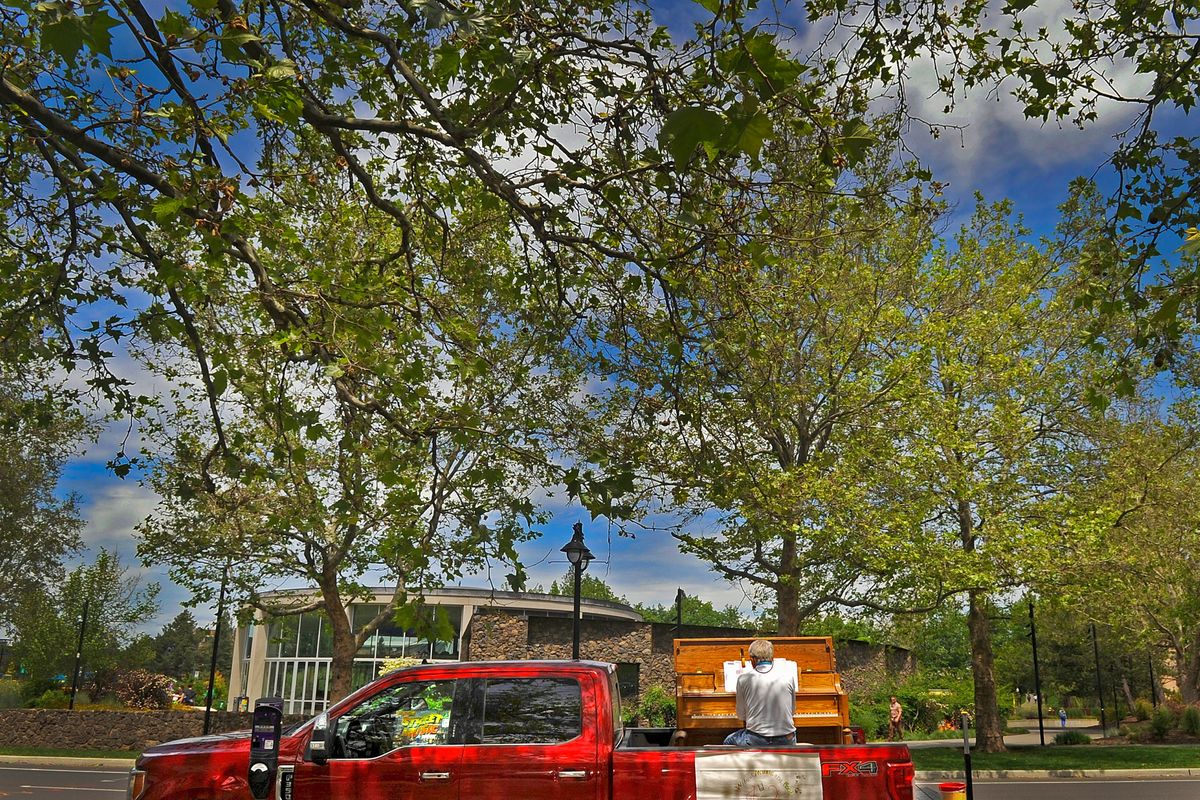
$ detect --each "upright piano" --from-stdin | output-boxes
[674,636,852,745]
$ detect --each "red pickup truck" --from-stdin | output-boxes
[127,660,914,799]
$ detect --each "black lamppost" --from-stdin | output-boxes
[203,559,230,735]
[68,599,89,711]
[674,589,685,633]
[561,522,594,660]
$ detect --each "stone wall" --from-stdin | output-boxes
[0,709,306,752]
[465,608,914,703]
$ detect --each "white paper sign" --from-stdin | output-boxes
[695,750,824,800]
[723,658,800,692]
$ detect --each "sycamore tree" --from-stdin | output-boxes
[136,168,580,700]
[0,0,867,423]
[800,0,1200,369]
[579,129,945,634]
[884,196,1112,751]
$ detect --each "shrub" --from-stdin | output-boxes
[21,678,59,700]
[1133,699,1153,721]
[112,670,173,709]
[0,679,24,709]
[1054,730,1090,746]
[1182,705,1200,737]
[629,685,676,727]
[30,688,69,709]
[1150,708,1173,740]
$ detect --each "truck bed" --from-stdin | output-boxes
[615,731,914,800]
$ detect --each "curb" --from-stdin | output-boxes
[916,768,1199,780]
[0,754,138,768]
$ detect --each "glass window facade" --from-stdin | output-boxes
[261,604,464,714]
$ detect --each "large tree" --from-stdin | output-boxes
[10,548,159,682]
[581,132,944,634]
[0,365,91,629]
[137,179,579,701]
[1062,410,1200,703]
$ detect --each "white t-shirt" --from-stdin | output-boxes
[734,662,797,736]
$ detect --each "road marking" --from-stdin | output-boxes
[19,786,124,793]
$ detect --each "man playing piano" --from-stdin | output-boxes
[723,639,798,746]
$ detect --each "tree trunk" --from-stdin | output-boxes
[1180,640,1200,705]
[967,589,1006,753]
[321,583,356,704]
[776,531,800,635]
[776,581,800,636]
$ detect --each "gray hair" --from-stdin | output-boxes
[748,639,774,661]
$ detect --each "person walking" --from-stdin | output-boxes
[888,696,904,741]
[1058,707,1068,728]
[723,639,797,747]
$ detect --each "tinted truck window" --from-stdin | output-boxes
[481,677,581,744]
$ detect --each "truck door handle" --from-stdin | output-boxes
[557,770,589,780]
[419,772,451,781]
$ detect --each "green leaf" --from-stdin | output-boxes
[659,106,724,166]
[736,112,772,160]
[692,0,721,12]
[151,195,189,223]
[86,11,121,58]
[42,15,86,65]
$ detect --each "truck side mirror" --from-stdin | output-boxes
[309,711,331,766]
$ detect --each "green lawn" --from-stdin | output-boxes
[910,745,1200,771]
[0,746,139,760]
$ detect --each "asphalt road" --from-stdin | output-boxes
[914,778,1200,800]
[0,762,1197,799]
[0,764,129,798]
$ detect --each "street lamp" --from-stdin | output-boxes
[561,522,594,660]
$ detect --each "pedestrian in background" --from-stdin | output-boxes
[1058,707,1068,728]
[888,696,903,741]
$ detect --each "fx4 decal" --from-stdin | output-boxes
[822,760,879,778]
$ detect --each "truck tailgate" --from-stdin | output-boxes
[612,744,913,800]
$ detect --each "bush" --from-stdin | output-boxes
[1182,705,1200,737]
[1150,708,1173,740]
[0,679,24,709]
[112,670,173,709]
[628,685,676,728]
[1054,730,1090,745]
[30,688,69,708]
[1133,699,1153,721]
[21,678,59,700]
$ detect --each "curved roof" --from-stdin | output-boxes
[258,586,643,622]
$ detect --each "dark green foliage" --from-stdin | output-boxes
[626,685,676,728]
[1150,707,1174,740]
[1054,730,1091,745]
[1183,705,1200,737]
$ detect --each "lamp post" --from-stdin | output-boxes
[68,599,89,711]
[561,522,594,660]
[203,559,230,735]
[675,588,685,633]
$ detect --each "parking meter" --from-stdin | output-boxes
[249,697,284,800]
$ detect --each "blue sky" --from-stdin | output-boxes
[50,0,1183,634]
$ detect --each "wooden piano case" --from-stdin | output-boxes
[673,637,852,746]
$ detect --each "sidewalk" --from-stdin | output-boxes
[905,717,1103,749]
